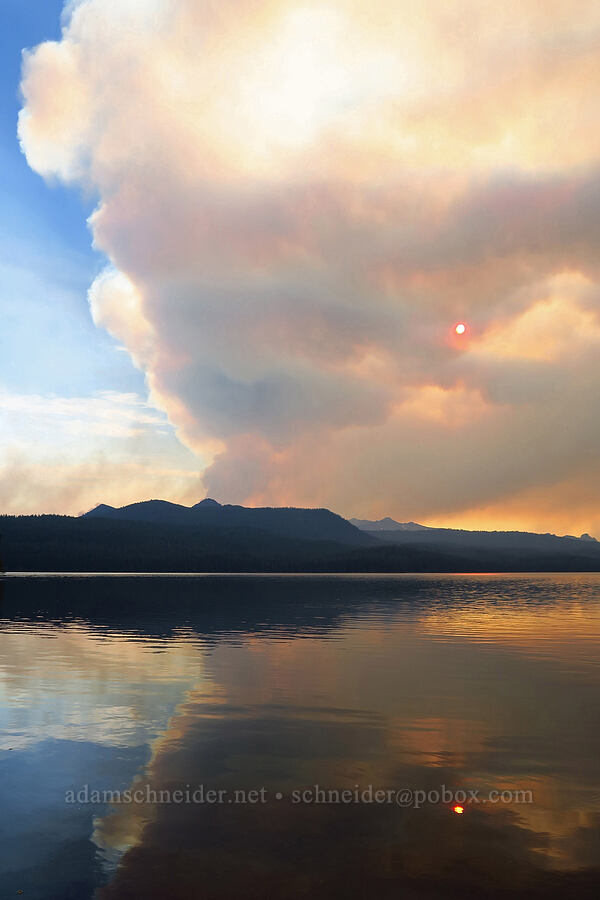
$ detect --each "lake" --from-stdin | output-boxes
[1,573,599,898]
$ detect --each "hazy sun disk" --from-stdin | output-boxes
[455,323,466,335]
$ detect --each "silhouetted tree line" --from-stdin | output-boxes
[1,515,600,573]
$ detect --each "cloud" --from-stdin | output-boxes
[0,388,202,514]
[0,456,202,516]
[17,0,600,530]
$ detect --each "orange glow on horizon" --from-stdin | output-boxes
[453,805,465,814]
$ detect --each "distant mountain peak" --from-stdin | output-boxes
[193,498,221,508]
[86,503,116,515]
[350,517,430,532]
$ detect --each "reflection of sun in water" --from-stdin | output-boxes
[455,323,466,335]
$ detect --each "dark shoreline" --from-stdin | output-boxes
[2,513,600,575]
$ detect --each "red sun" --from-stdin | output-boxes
[455,323,467,335]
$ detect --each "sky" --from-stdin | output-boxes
[2,0,600,535]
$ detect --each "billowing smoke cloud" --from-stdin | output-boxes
[18,0,600,531]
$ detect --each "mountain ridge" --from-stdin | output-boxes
[350,517,431,532]
[0,498,597,573]
[82,500,597,547]
[82,498,374,547]
[351,516,596,542]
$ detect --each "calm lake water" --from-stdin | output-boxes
[1,573,599,899]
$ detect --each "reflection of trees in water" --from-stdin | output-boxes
[4,575,600,898]
[95,693,600,899]
[2,573,596,638]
